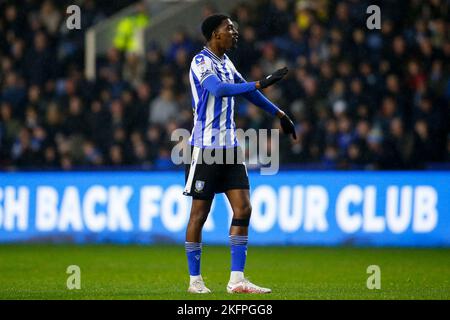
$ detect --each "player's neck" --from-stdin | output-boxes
[205,43,225,59]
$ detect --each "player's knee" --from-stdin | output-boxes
[234,204,252,220]
[189,210,209,226]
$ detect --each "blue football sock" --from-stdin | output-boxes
[185,242,202,276]
[229,235,248,272]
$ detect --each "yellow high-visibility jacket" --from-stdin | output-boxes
[114,13,149,52]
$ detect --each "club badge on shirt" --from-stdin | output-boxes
[195,55,211,79]
[195,55,205,65]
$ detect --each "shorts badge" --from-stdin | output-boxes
[194,180,205,193]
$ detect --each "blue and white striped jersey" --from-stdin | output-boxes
[188,46,245,148]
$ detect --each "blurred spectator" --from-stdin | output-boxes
[149,87,179,125]
[122,52,145,89]
[167,30,195,63]
[1,72,26,111]
[113,1,149,53]
[11,127,41,167]
[25,31,56,85]
[108,144,125,166]
[260,0,294,39]
[63,96,86,136]
[82,140,103,167]
[39,0,62,35]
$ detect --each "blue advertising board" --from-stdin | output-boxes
[0,171,449,246]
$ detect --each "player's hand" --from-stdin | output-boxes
[258,67,288,89]
[280,113,297,139]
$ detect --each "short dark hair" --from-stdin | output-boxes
[201,14,230,41]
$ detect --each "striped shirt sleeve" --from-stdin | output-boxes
[191,54,215,85]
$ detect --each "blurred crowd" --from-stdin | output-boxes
[0,0,449,171]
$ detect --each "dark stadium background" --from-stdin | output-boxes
[0,0,448,171]
[0,0,449,300]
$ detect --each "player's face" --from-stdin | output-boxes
[216,19,239,50]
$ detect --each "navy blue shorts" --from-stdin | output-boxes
[183,146,250,200]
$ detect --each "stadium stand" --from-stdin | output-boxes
[0,0,448,171]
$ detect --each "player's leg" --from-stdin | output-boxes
[185,198,213,293]
[183,146,217,293]
[226,188,251,276]
[186,198,212,242]
[225,188,271,294]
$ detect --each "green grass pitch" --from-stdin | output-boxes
[0,245,449,299]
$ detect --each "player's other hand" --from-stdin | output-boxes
[258,67,288,89]
[280,113,297,139]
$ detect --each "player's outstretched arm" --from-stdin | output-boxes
[235,70,297,139]
[202,67,289,97]
[241,90,297,139]
[278,112,297,140]
[255,67,289,89]
[202,74,257,97]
